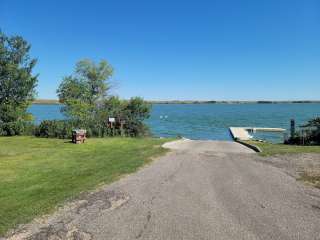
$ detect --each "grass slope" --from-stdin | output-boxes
[0,136,169,236]
[246,141,320,156]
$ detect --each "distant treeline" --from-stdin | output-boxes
[33,99,320,105]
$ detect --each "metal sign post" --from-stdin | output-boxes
[120,120,126,137]
[108,117,115,136]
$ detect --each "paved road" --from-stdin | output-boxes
[9,140,320,240]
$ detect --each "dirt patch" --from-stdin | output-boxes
[257,153,320,188]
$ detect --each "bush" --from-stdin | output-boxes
[0,120,35,136]
[286,117,320,145]
[35,120,113,139]
[124,120,150,137]
[35,120,74,139]
[34,118,151,139]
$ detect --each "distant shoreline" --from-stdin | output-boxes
[148,100,320,104]
[32,99,320,104]
[32,99,320,105]
[32,99,61,104]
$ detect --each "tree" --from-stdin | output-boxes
[0,31,38,135]
[287,117,320,145]
[98,96,151,137]
[123,97,151,136]
[302,117,320,128]
[56,58,151,137]
[302,117,320,144]
[57,59,113,121]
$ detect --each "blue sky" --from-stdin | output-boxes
[1,0,319,100]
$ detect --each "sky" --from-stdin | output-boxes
[1,0,319,101]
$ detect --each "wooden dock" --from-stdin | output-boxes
[229,127,286,141]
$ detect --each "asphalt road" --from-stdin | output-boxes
[8,140,320,240]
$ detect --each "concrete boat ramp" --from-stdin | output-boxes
[163,138,255,153]
[229,127,286,141]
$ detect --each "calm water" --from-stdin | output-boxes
[28,103,320,142]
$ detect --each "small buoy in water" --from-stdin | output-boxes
[160,116,163,119]
[164,115,168,119]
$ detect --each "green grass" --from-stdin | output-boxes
[245,140,320,156]
[0,136,170,236]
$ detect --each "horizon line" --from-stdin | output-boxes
[33,99,320,103]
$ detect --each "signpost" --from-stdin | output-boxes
[108,117,115,123]
[120,119,126,137]
[108,117,116,136]
[290,119,295,138]
[107,117,126,137]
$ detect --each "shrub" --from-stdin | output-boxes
[0,120,35,136]
[35,120,113,139]
[286,117,320,145]
[35,120,74,139]
[34,116,151,139]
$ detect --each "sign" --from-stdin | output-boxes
[108,117,115,123]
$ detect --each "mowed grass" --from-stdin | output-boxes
[246,140,320,156]
[0,136,170,236]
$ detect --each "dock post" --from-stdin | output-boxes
[290,119,295,138]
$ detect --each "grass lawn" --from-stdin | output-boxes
[246,140,320,156]
[0,136,170,236]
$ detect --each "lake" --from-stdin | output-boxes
[28,103,320,142]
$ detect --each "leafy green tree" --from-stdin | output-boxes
[98,96,124,120]
[287,117,320,145]
[0,31,38,135]
[57,59,113,122]
[98,96,151,136]
[303,117,320,144]
[56,59,151,137]
[123,97,151,137]
[125,97,151,121]
[302,117,320,128]
[75,59,113,102]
